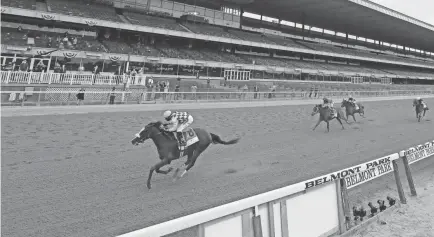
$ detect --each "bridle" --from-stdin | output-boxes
[136,124,164,143]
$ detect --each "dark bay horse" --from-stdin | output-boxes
[341,99,365,122]
[311,104,348,132]
[131,121,240,189]
[413,100,429,122]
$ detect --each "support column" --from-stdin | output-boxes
[239,7,244,29]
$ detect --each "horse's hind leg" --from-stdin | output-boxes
[183,150,202,175]
[352,114,357,123]
[174,149,202,180]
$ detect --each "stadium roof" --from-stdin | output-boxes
[235,0,434,52]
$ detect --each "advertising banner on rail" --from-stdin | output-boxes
[304,153,399,190]
[401,140,434,165]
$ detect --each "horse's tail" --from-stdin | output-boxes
[210,133,240,145]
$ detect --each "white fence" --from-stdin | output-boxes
[1,71,129,85]
[117,140,434,237]
[1,89,434,107]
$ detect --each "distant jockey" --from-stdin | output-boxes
[348,95,359,110]
[163,110,194,146]
[322,97,336,117]
[414,97,428,110]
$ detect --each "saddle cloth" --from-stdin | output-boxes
[179,128,199,150]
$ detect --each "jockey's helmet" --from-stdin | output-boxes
[323,97,328,102]
[163,110,172,119]
[416,97,421,101]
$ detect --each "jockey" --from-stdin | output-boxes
[415,97,428,109]
[322,97,334,107]
[163,110,194,146]
[322,97,336,117]
[348,95,359,110]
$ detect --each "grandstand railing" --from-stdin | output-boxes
[1,90,433,107]
[114,140,433,237]
[1,71,129,86]
[2,71,434,88]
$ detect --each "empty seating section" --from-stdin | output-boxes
[47,0,121,22]
[182,23,240,40]
[1,30,28,47]
[130,44,162,57]
[157,46,190,59]
[1,0,36,9]
[299,41,434,67]
[228,30,276,45]
[385,69,434,78]
[265,35,307,49]
[124,12,187,32]
[247,56,290,68]
[178,48,212,61]
[101,40,134,54]
[201,50,249,63]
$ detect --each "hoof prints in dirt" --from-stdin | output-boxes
[224,168,237,174]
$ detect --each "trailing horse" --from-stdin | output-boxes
[311,104,348,132]
[413,99,429,122]
[341,99,365,122]
[131,121,240,189]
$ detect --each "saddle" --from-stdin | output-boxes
[322,105,337,118]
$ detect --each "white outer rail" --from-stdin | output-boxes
[118,182,305,237]
[117,139,434,237]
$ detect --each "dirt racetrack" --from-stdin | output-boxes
[1,97,434,237]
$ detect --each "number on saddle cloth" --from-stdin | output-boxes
[179,128,199,150]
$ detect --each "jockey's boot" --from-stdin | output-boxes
[177,132,186,147]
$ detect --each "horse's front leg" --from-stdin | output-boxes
[326,121,330,133]
[147,158,170,189]
[313,118,322,131]
[352,114,357,123]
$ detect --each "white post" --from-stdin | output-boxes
[6,71,11,84]
[28,72,32,84]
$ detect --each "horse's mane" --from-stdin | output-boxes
[147,121,163,128]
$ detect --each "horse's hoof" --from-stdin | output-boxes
[147,184,152,189]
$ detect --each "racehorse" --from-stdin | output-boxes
[131,121,240,189]
[413,99,428,122]
[311,105,348,132]
[341,99,365,122]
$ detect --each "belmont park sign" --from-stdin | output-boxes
[401,140,434,165]
[305,153,399,190]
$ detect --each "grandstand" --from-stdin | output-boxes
[1,0,434,94]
